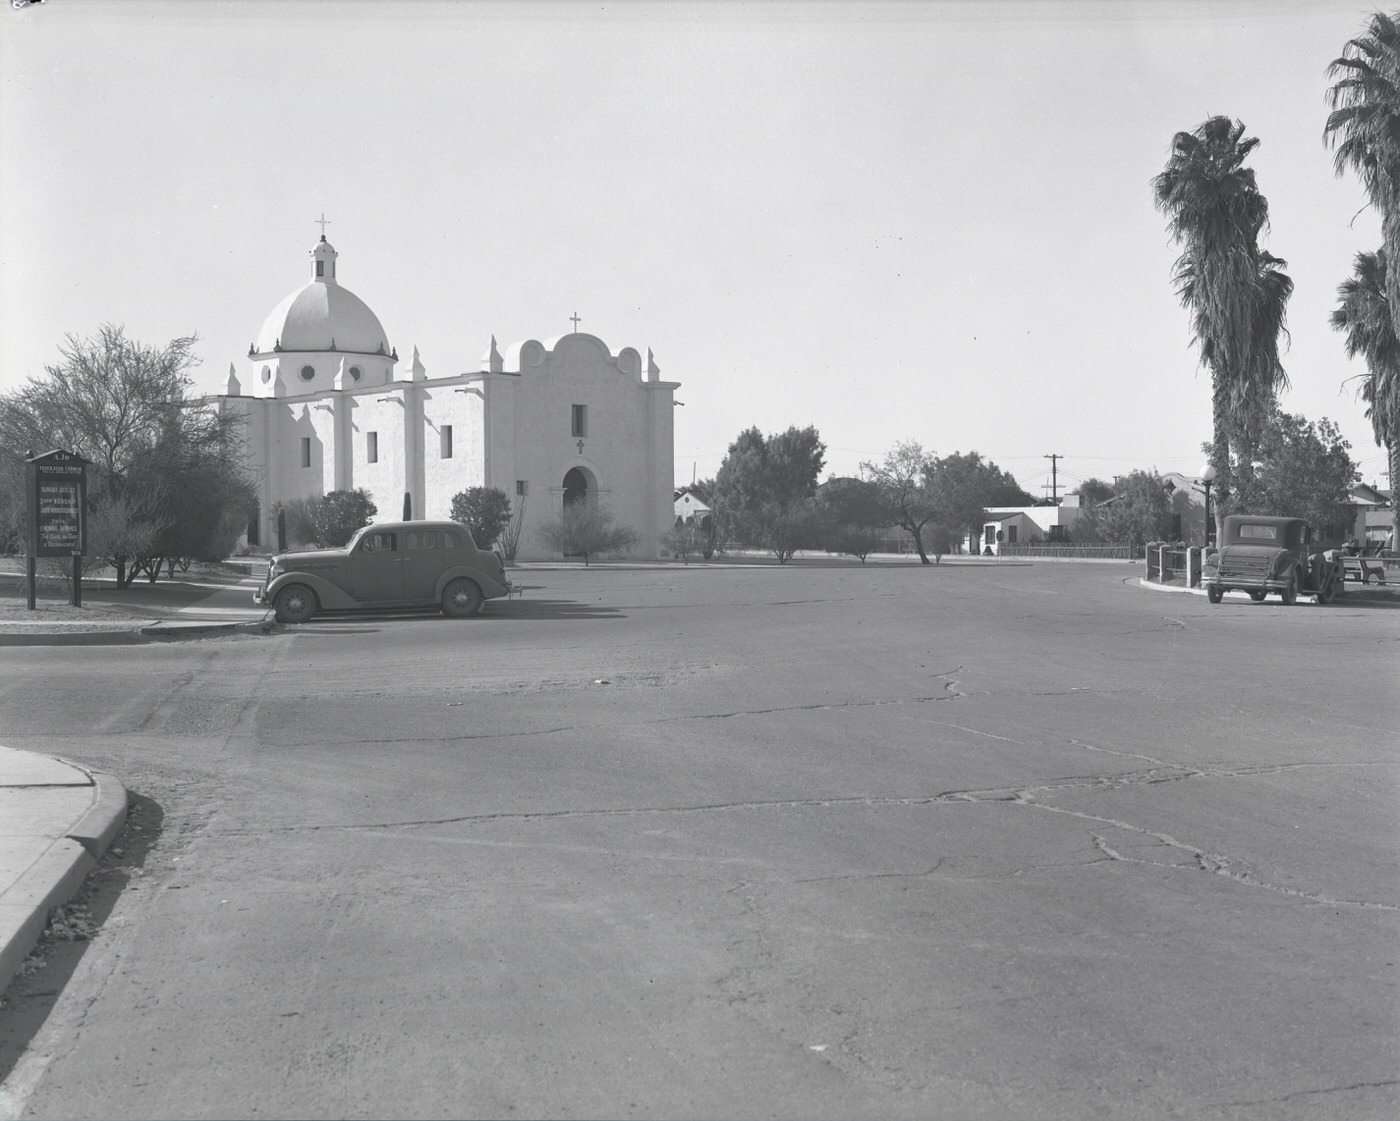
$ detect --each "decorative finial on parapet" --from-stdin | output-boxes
[647,348,660,380]
[483,335,504,374]
[411,345,426,380]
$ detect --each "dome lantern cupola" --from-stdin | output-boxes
[312,235,338,283]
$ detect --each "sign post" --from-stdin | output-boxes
[25,449,89,609]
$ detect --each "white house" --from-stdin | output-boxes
[673,488,711,528]
[975,503,1082,554]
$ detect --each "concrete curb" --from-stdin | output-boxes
[68,771,129,858]
[1138,578,1204,596]
[0,619,276,647]
[1138,576,1398,603]
[0,766,128,991]
[0,840,97,992]
[139,619,279,641]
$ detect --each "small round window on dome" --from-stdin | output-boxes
[300,365,315,381]
[349,366,362,381]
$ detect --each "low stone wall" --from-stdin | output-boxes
[998,544,1135,560]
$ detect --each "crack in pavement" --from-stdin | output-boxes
[326,672,1125,748]
[216,757,1399,910]
[1204,1078,1400,1111]
[247,672,1398,911]
[1059,804,1400,911]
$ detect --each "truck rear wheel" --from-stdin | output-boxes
[441,578,483,618]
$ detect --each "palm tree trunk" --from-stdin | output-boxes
[1211,382,1232,543]
[1389,437,1400,554]
[1385,209,1400,347]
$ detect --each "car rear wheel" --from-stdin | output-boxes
[1280,569,1299,606]
[1206,585,1223,604]
[441,578,483,618]
[1317,578,1337,604]
[273,584,317,624]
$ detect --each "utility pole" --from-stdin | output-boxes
[1043,453,1063,504]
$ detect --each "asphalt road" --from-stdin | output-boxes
[0,560,1396,1120]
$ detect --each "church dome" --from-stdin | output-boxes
[254,238,393,356]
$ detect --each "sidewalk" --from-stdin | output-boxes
[0,748,127,990]
[0,568,273,989]
[0,564,275,645]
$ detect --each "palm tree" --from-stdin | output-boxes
[1331,249,1400,547]
[1153,116,1292,536]
[1234,251,1295,490]
[1326,12,1400,336]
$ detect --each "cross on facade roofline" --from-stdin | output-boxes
[570,312,581,332]
[316,212,331,237]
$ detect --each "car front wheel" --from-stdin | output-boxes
[1206,584,1223,604]
[441,578,483,618]
[1280,569,1299,606]
[273,584,317,624]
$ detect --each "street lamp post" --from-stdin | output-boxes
[1199,462,1217,548]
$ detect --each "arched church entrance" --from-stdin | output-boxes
[563,467,589,507]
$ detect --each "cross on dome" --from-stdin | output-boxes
[315,212,331,239]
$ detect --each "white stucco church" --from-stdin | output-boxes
[215,232,680,561]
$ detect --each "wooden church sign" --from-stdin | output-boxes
[26,449,88,557]
[24,449,89,610]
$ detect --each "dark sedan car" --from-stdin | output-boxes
[254,520,511,623]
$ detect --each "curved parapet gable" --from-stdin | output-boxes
[494,332,650,381]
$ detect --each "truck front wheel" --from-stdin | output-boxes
[274,584,317,624]
[1206,585,1223,604]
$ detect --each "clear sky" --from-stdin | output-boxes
[0,0,1391,498]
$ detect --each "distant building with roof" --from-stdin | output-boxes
[673,488,711,528]
[214,233,679,559]
[1348,481,1393,549]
